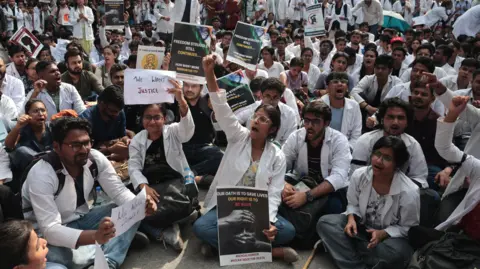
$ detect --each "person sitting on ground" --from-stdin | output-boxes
[128,80,198,251]
[80,85,133,162]
[318,136,420,269]
[5,99,52,174]
[280,100,352,247]
[0,220,68,269]
[193,55,299,263]
[235,77,298,145]
[21,117,156,269]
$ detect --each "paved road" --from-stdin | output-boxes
[121,190,338,269]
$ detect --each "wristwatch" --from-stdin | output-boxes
[305,190,314,202]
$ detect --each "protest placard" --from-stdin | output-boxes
[124,69,176,105]
[216,71,255,113]
[104,0,125,30]
[170,22,212,84]
[111,188,146,237]
[11,27,43,58]
[216,187,271,266]
[226,22,265,71]
[305,4,326,37]
[136,45,165,70]
[94,244,109,269]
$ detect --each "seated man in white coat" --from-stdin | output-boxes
[351,97,429,189]
[235,78,298,145]
[320,72,361,149]
[281,100,352,245]
[400,44,448,83]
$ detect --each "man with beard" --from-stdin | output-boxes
[25,61,86,120]
[0,57,25,115]
[79,85,132,162]
[235,77,298,145]
[433,45,457,76]
[169,81,224,188]
[400,44,448,82]
[280,100,351,246]
[61,48,104,101]
[351,97,429,189]
[347,30,363,54]
[6,44,28,93]
[406,86,450,191]
[21,117,155,268]
[320,72,362,149]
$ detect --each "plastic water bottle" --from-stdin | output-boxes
[184,168,198,199]
[94,186,105,206]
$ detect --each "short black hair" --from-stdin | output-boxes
[276,36,287,44]
[24,99,45,114]
[378,34,392,44]
[35,60,55,74]
[411,57,435,73]
[344,47,357,58]
[26,57,39,69]
[289,57,304,68]
[417,44,434,57]
[250,77,266,93]
[372,136,410,169]
[376,97,413,131]
[142,20,152,26]
[461,58,480,69]
[472,69,480,80]
[335,37,347,45]
[392,47,407,57]
[436,44,454,59]
[302,100,332,122]
[64,47,83,63]
[0,220,33,269]
[359,22,369,28]
[223,31,233,37]
[261,46,275,56]
[51,117,92,143]
[109,63,128,77]
[326,72,349,85]
[320,39,333,50]
[98,85,125,109]
[142,103,167,118]
[260,78,285,95]
[375,54,394,69]
[7,44,26,57]
[364,43,377,52]
[128,40,142,52]
[301,47,314,56]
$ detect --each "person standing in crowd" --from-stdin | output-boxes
[154,0,174,45]
[3,0,22,33]
[70,0,95,54]
[351,0,383,37]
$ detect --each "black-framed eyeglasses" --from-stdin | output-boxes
[63,140,92,152]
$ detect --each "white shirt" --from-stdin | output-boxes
[69,6,95,41]
[22,150,136,249]
[439,75,470,91]
[306,64,321,91]
[351,0,383,26]
[441,63,458,76]
[424,6,448,27]
[258,61,285,79]
[0,74,25,114]
[154,1,175,34]
[350,75,403,104]
[23,82,86,120]
[0,146,12,183]
[283,127,352,190]
[241,69,269,85]
[0,94,18,120]
[400,66,448,82]
[385,81,446,115]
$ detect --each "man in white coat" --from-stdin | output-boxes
[320,72,362,149]
[235,77,298,145]
[173,0,201,25]
[281,100,352,243]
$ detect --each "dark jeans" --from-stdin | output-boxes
[0,184,23,221]
[182,143,223,176]
[434,188,467,227]
[369,24,379,39]
[408,226,446,250]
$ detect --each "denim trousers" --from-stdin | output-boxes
[317,214,413,269]
[182,143,224,176]
[193,208,296,249]
[46,203,140,269]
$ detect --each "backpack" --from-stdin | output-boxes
[13,151,98,218]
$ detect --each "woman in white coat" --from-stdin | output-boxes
[69,0,95,54]
[193,55,298,263]
[318,136,420,269]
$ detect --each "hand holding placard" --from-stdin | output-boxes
[124,69,176,105]
[110,188,147,237]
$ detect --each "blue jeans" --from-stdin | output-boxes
[183,143,223,176]
[427,165,443,192]
[46,203,140,269]
[193,208,296,249]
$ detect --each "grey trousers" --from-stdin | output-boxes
[317,214,413,269]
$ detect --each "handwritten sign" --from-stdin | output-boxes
[94,244,109,269]
[111,188,146,237]
[124,69,176,105]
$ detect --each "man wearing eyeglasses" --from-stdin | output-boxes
[21,116,157,269]
[79,85,133,162]
[279,100,352,246]
[234,77,298,145]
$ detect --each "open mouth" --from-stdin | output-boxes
[251,126,259,132]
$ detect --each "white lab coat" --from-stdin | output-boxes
[172,0,201,24]
[351,129,429,188]
[452,5,480,37]
[346,166,420,237]
[204,90,286,223]
[69,6,95,41]
[326,2,354,32]
[0,146,12,182]
[350,75,404,105]
[283,127,352,191]
[439,75,470,92]
[1,73,25,114]
[400,66,448,83]
[153,1,175,34]
[435,118,480,231]
[128,110,195,189]
[236,101,298,145]
[380,0,393,10]
[3,5,24,32]
[320,95,362,149]
[423,6,448,27]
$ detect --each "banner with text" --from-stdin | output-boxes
[226,22,265,71]
[136,45,165,70]
[104,0,125,30]
[124,69,176,105]
[217,186,271,266]
[305,4,326,37]
[216,71,255,113]
[170,22,212,84]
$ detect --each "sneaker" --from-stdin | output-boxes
[200,243,215,258]
[130,231,150,250]
[161,223,184,251]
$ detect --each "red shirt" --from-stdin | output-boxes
[459,202,480,241]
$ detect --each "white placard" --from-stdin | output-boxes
[111,188,146,237]
[136,45,165,70]
[94,244,109,269]
[305,4,326,37]
[124,69,176,105]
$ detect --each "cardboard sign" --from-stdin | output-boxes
[111,188,146,237]
[11,27,43,58]
[216,70,255,113]
[136,45,165,70]
[226,22,265,71]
